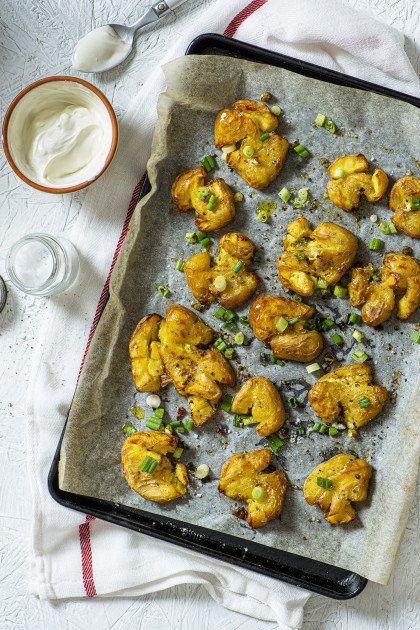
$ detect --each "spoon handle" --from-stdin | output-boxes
[165,0,188,8]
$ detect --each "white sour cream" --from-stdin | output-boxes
[72,26,131,73]
[7,81,113,188]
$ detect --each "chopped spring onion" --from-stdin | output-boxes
[331,332,342,344]
[358,396,371,408]
[252,486,266,501]
[324,119,336,134]
[411,197,420,210]
[233,414,244,428]
[222,144,236,153]
[317,277,328,289]
[195,464,209,479]
[196,187,210,200]
[271,105,281,115]
[196,231,207,242]
[170,420,181,427]
[146,419,162,431]
[214,339,227,352]
[200,237,211,248]
[177,426,185,434]
[154,408,165,419]
[214,275,227,291]
[295,251,305,260]
[294,144,310,158]
[312,422,322,432]
[348,428,358,439]
[270,353,284,366]
[410,330,420,343]
[223,322,236,331]
[314,113,326,126]
[351,348,368,363]
[185,419,194,430]
[129,405,145,420]
[206,195,217,211]
[158,285,169,297]
[379,220,390,235]
[288,317,299,325]
[321,318,334,331]
[258,210,269,222]
[173,447,184,458]
[243,145,254,157]
[276,317,288,332]
[349,312,362,325]
[369,238,381,250]
[293,293,303,302]
[298,427,305,435]
[317,476,333,488]
[299,188,308,201]
[221,153,227,161]
[318,424,327,434]
[235,332,245,345]
[122,421,137,436]
[334,284,348,298]
[221,397,234,412]
[278,187,291,203]
[243,416,258,425]
[234,192,244,202]
[329,426,338,436]
[352,329,364,343]
[186,232,196,243]
[306,363,322,374]
[259,132,270,142]
[214,306,227,319]
[140,456,159,473]
[388,221,397,233]
[336,168,345,178]
[233,261,244,273]
[225,310,236,321]
[293,198,305,208]
[267,434,285,454]
[288,397,297,409]
[225,348,234,359]
[201,155,216,172]
[239,316,250,326]
[175,259,185,272]
[371,272,379,282]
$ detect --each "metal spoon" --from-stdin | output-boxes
[77,0,188,73]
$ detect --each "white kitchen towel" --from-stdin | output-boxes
[26,0,420,628]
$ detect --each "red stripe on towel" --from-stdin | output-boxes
[223,0,267,38]
[79,515,97,597]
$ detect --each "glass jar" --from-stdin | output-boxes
[6,233,80,296]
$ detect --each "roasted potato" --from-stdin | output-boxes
[276,218,358,296]
[231,376,285,437]
[327,154,388,211]
[249,295,324,362]
[308,363,388,430]
[184,232,259,309]
[129,314,165,392]
[171,166,235,232]
[348,251,420,325]
[121,431,189,503]
[389,175,420,238]
[215,99,289,189]
[303,454,372,524]
[218,448,287,528]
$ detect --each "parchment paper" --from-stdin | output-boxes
[58,55,420,585]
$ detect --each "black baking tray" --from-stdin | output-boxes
[49,32,420,600]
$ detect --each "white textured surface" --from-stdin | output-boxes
[0,1,419,628]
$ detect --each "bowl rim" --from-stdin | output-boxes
[2,75,118,194]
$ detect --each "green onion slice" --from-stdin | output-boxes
[271,105,281,115]
[276,317,288,332]
[329,427,338,436]
[410,330,420,343]
[122,421,137,435]
[175,259,185,272]
[294,144,310,158]
[239,316,250,326]
[317,476,333,488]
[267,434,285,454]
[306,362,321,374]
[295,251,305,260]
[352,329,364,342]
[312,422,322,432]
[225,348,234,359]
[225,310,236,321]
[221,396,233,412]
[351,348,368,363]
[298,188,308,201]
[235,332,245,345]
[251,486,266,501]
[186,232,196,243]
[317,277,328,289]
[196,231,207,242]
[314,113,326,126]
[140,455,159,473]
[369,238,381,251]
[278,187,291,203]
[200,237,211,248]
[243,417,258,426]
[331,332,342,344]
[318,424,327,434]
[270,353,284,366]
[154,408,165,419]
[170,420,181,427]
[196,187,210,200]
[158,285,169,297]
[298,427,305,435]
[185,419,194,430]
[358,396,370,408]
[243,145,254,157]
[288,397,297,409]
[214,306,227,319]
[129,405,145,420]
[335,167,345,178]
[259,132,270,142]
[173,447,184,458]
[388,221,397,233]
[177,426,185,434]
[233,414,244,428]
[379,220,390,235]
[411,197,420,210]
[334,285,348,298]
[293,293,302,302]
[321,318,334,331]
[232,261,244,273]
[349,312,362,325]
[324,119,336,134]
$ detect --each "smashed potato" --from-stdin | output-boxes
[276,218,358,296]
[184,232,259,309]
[130,305,235,427]
[348,251,420,325]
[389,175,420,238]
[129,314,165,392]
[327,154,388,211]
[303,454,372,524]
[249,295,324,362]
[121,431,189,503]
[231,376,285,437]
[308,363,388,430]
[218,448,287,528]
[214,99,289,189]
[171,166,235,231]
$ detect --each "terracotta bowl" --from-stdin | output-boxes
[2,75,118,193]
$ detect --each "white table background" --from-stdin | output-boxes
[1,1,419,628]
